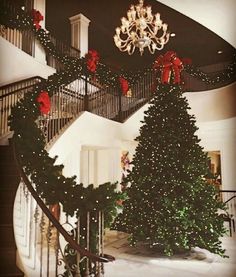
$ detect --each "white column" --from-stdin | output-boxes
[33,0,46,64]
[69,13,91,57]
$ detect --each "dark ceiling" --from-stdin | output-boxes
[46,0,236,70]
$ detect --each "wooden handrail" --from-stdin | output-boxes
[12,142,114,264]
[219,190,236,193]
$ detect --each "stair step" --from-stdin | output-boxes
[0,224,15,248]
[0,247,17,267]
[0,204,13,217]
[0,265,24,277]
[0,189,17,206]
[0,175,21,188]
[0,166,19,176]
[0,147,14,160]
[0,211,13,225]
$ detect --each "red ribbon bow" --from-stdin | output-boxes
[32,9,44,30]
[153,51,183,84]
[119,77,129,95]
[85,49,99,73]
[37,91,51,114]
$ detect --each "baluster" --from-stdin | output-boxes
[50,92,55,141]
[39,212,46,277]
[68,84,72,122]
[101,211,105,276]
[118,87,122,122]
[57,87,61,136]
[62,85,66,129]
[54,227,59,276]
[85,211,90,277]
[34,205,40,271]
[76,218,81,277]
[96,211,102,277]
[46,216,53,277]
[84,75,89,111]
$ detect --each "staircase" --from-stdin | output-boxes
[0,144,24,276]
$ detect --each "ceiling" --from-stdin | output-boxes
[46,0,236,71]
[157,0,236,49]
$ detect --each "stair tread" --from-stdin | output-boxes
[0,223,13,227]
[0,266,24,277]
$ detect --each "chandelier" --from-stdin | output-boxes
[113,0,170,55]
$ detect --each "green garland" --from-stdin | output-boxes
[184,58,236,85]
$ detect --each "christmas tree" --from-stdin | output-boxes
[112,82,226,256]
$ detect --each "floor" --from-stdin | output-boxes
[104,231,236,277]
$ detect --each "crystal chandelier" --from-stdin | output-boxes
[114,0,170,55]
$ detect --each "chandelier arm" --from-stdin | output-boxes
[118,38,134,51]
[147,28,170,46]
[147,36,164,51]
[124,23,136,37]
[147,43,156,54]
[128,43,136,55]
[146,23,167,39]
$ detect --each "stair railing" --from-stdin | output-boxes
[219,190,236,218]
[13,142,112,276]
[0,76,44,137]
[86,71,155,122]
[217,190,236,236]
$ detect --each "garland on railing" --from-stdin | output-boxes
[184,58,236,85]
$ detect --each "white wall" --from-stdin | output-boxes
[197,117,236,190]
[185,83,236,122]
[48,112,123,186]
[80,147,120,187]
[0,37,55,85]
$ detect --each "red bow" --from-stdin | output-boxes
[153,51,183,84]
[85,49,99,73]
[37,91,50,114]
[119,77,129,95]
[32,9,44,30]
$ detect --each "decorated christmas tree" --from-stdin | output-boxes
[112,52,226,256]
